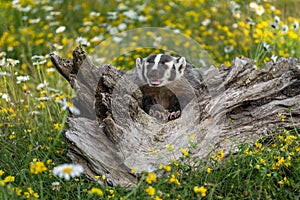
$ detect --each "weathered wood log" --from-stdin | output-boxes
[50,46,300,186]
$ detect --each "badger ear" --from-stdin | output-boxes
[176,57,186,73]
[136,57,143,69]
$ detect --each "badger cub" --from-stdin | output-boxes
[135,54,189,121]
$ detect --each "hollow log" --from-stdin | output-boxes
[50,46,300,186]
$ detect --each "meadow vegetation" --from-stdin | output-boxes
[0,0,299,199]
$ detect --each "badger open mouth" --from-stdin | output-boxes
[150,80,162,86]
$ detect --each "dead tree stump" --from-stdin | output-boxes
[50,46,300,186]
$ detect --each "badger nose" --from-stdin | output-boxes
[148,69,162,79]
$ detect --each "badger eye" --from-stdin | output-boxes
[172,65,176,70]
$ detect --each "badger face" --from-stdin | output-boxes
[136,54,186,87]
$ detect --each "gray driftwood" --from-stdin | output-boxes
[50,46,300,186]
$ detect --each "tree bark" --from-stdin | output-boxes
[50,46,300,186]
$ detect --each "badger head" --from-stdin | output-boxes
[136,54,186,87]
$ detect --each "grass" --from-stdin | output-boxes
[0,0,299,199]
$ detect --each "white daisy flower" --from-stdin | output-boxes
[57,98,81,115]
[1,93,10,102]
[202,18,211,26]
[31,55,44,60]
[224,45,234,53]
[0,72,11,76]
[51,181,61,191]
[42,5,54,12]
[118,23,127,31]
[30,111,41,116]
[274,16,280,24]
[19,5,31,12]
[292,21,299,30]
[36,81,49,90]
[0,58,5,66]
[33,60,47,65]
[91,35,104,43]
[138,15,147,22]
[173,29,181,34]
[50,11,61,16]
[271,55,278,63]
[76,37,90,46]
[108,27,118,35]
[56,26,66,33]
[52,164,84,181]
[29,18,41,24]
[263,42,272,52]
[255,5,265,16]
[16,75,30,84]
[123,10,137,19]
[53,43,63,50]
[281,24,289,34]
[6,58,20,67]
[107,11,118,20]
[112,36,122,43]
[46,68,56,73]
[270,21,279,29]
[249,2,258,9]
[0,51,6,57]
[90,11,100,17]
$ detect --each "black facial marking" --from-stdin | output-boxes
[141,62,148,82]
[178,65,184,73]
[160,55,173,63]
[168,65,176,81]
[146,55,158,63]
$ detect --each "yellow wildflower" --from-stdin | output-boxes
[4,175,15,183]
[194,186,207,197]
[131,167,137,174]
[254,141,262,149]
[180,148,189,157]
[145,186,155,196]
[244,148,249,155]
[207,168,211,173]
[215,150,225,161]
[53,123,61,130]
[25,187,39,199]
[190,134,195,142]
[166,144,174,151]
[163,165,171,172]
[154,196,163,200]
[108,189,115,198]
[284,177,290,186]
[169,174,180,185]
[30,161,47,174]
[89,187,103,196]
[9,134,16,139]
[145,172,157,184]
[260,158,266,166]
[278,180,284,185]
[0,170,4,176]
[173,159,179,167]
[11,187,22,196]
[24,192,30,199]
[276,156,285,167]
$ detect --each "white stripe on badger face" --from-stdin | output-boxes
[152,54,163,70]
